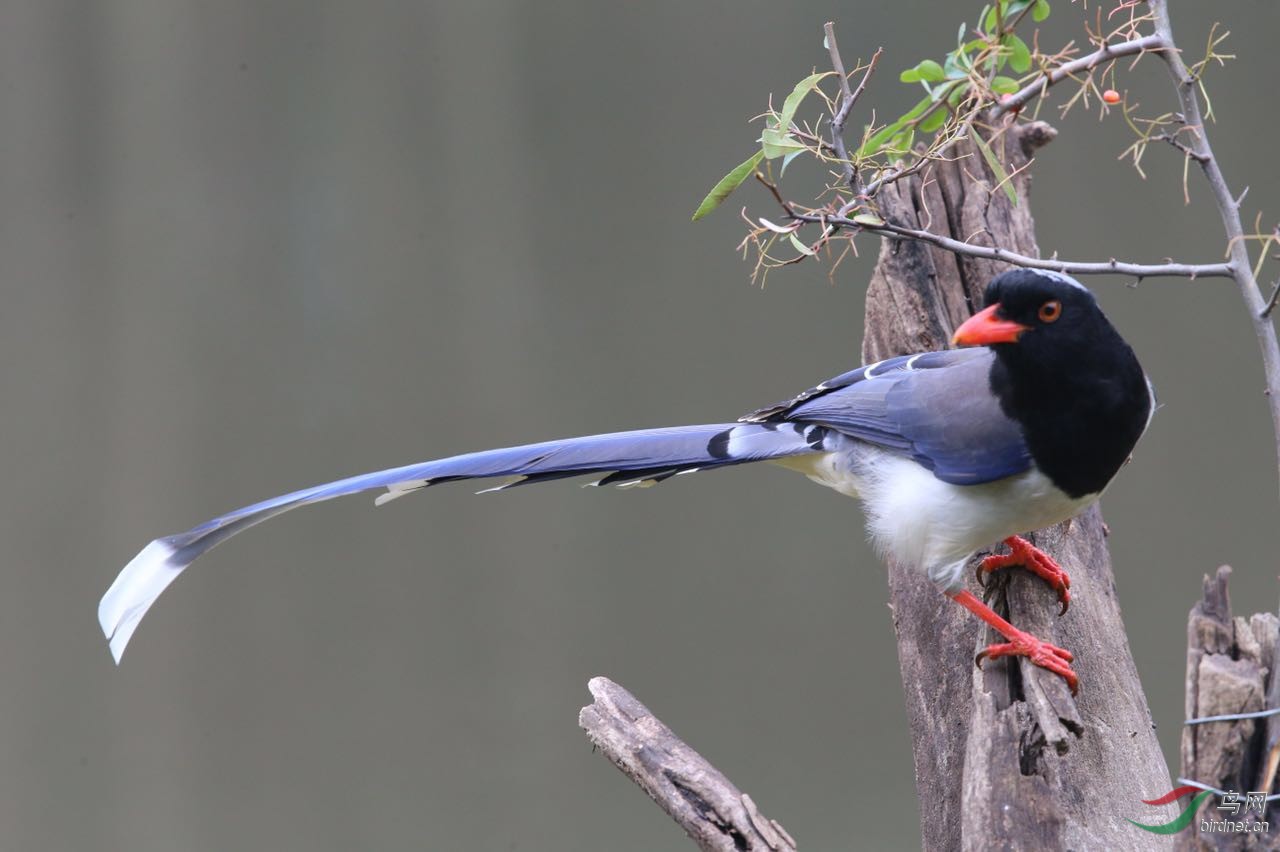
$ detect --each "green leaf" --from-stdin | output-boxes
[1004,33,1031,73]
[902,60,945,85]
[1032,0,1051,21]
[915,60,945,82]
[852,213,884,227]
[919,108,948,133]
[972,133,1018,206]
[992,76,1019,95]
[777,72,831,135]
[691,151,764,222]
[788,232,816,256]
[760,127,806,159]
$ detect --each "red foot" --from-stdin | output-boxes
[950,590,1080,694]
[976,631,1078,695]
[978,535,1071,614]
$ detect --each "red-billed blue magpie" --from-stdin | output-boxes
[98,269,1155,691]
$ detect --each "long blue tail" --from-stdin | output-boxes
[98,421,832,662]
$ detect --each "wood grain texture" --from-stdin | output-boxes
[864,118,1172,850]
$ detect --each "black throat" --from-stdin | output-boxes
[988,331,1151,499]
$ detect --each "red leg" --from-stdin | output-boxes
[949,589,1078,694]
[978,535,1071,614]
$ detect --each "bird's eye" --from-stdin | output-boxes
[1038,300,1062,323]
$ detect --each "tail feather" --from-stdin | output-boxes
[98,421,830,663]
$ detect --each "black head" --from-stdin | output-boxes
[953,269,1106,353]
[953,269,1153,498]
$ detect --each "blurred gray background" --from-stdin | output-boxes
[3,1,1277,849]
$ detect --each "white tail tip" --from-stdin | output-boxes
[97,538,185,664]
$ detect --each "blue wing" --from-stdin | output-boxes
[743,348,1032,486]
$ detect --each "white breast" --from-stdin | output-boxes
[774,448,1096,591]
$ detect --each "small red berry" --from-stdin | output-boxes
[1102,89,1121,105]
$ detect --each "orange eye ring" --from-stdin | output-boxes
[1038,300,1062,323]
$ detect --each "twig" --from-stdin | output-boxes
[791,210,1235,279]
[1263,279,1280,319]
[993,34,1167,117]
[823,22,881,193]
[864,115,978,197]
[858,35,1165,199]
[1151,131,1211,165]
[578,677,796,852]
[842,48,882,127]
[1149,0,1280,494]
[754,172,794,215]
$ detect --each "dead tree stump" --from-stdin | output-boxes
[863,118,1172,850]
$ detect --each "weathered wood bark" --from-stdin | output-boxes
[863,118,1172,850]
[579,677,797,852]
[1178,566,1279,850]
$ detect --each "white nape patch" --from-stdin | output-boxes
[375,480,428,506]
[98,538,183,664]
[476,475,526,494]
[1036,270,1090,293]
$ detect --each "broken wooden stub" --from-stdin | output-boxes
[579,677,797,852]
[1177,565,1280,851]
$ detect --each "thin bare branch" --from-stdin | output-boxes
[823,22,881,193]
[791,210,1234,279]
[1152,131,1211,165]
[993,34,1166,117]
[839,47,882,129]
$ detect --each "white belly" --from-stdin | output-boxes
[774,450,1096,590]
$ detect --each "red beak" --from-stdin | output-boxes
[952,303,1029,346]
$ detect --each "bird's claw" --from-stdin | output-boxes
[978,535,1071,614]
[974,630,1079,695]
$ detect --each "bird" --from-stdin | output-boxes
[98,268,1155,691]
